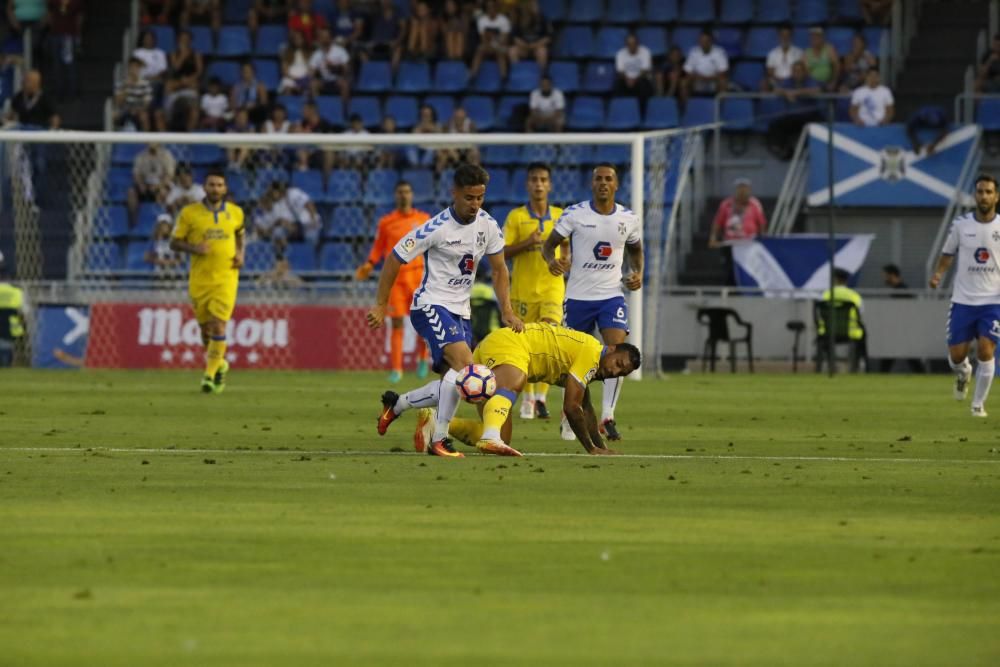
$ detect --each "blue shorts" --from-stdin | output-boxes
[564,296,629,334]
[947,303,1000,346]
[410,304,473,373]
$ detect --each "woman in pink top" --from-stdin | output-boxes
[709,178,767,247]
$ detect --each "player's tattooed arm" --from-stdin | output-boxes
[929,254,954,289]
[565,380,615,454]
[541,230,569,276]
[366,253,403,329]
[624,241,643,291]
[232,226,245,269]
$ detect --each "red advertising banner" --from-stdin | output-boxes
[86,303,385,369]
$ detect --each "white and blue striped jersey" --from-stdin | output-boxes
[553,201,642,301]
[392,206,504,318]
[942,211,1000,306]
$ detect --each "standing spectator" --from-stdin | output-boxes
[45,0,85,101]
[861,0,892,26]
[293,100,335,174]
[907,105,949,156]
[279,28,312,94]
[363,0,404,71]
[508,0,551,71]
[803,27,840,92]
[682,29,728,104]
[141,0,175,26]
[407,103,441,168]
[525,75,564,132]
[133,29,169,85]
[254,180,322,246]
[763,23,802,90]
[615,31,654,109]
[328,0,363,49]
[128,144,176,225]
[287,0,327,48]
[114,57,154,131]
[248,0,288,35]
[165,164,206,215]
[8,69,59,128]
[162,29,203,131]
[144,215,185,272]
[656,45,686,97]
[308,27,350,100]
[199,76,230,129]
[839,32,877,92]
[441,0,467,60]
[708,177,766,284]
[405,1,439,60]
[767,61,822,159]
[470,0,511,79]
[850,69,894,127]
[436,107,479,171]
[230,61,270,126]
[179,0,221,33]
[975,35,1000,93]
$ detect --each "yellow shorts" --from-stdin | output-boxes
[191,286,237,323]
[512,299,563,324]
[473,328,530,375]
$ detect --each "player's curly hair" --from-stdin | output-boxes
[453,163,490,187]
[616,342,641,372]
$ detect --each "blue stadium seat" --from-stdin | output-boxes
[433,60,469,93]
[249,58,279,91]
[255,25,287,57]
[490,204,515,227]
[606,98,641,130]
[424,95,454,124]
[254,166,290,195]
[864,27,885,55]
[148,25,175,52]
[284,243,317,272]
[216,26,251,57]
[794,0,828,24]
[462,95,495,131]
[226,171,253,202]
[977,99,1000,130]
[347,96,382,128]
[608,0,641,23]
[136,202,165,233]
[385,95,418,129]
[291,170,326,202]
[124,241,153,272]
[327,170,362,204]
[671,26,701,54]
[754,97,786,132]
[243,241,275,273]
[496,95,525,130]
[731,61,765,91]
[472,60,502,93]
[836,0,863,22]
[325,206,367,238]
[316,95,344,126]
[593,144,630,165]
[645,0,677,22]
[538,0,567,21]
[756,0,790,22]
[636,27,668,57]
[596,27,628,60]
[189,26,214,54]
[549,61,579,93]
[85,242,121,272]
[364,168,400,206]
[791,27,811,50]
[581,61,615,94]
[550,168,583,203]
[719,0,753,23]
[721,98,754,130]
[435,168,455,204]
[507,61,541,93]
[400,169,435,203]
[744,27,778,59]
[356,61,393,93]
[680,0,713,22]
[715,27,743,58]
[319,242,355,273]
[522,144,558,164]
[223,0,253,23]
[276,94,305,121]
[567,96,604,130]
[568,0,603,23]
[554,26,594,59]
[106,167,132,202]
[559,144,593,166]
[112,143,144,164]
[95,206,129,239]
[486,168,512,203]
[682,98,715,126]
[826,27,855,56]
[482,145,521,167]
[396,60,432,93]
[206,60,240,87]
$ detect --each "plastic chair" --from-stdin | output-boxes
[644,0,678,22]
[216,26,251,57]
[252,58,281,91]
[189,26,214,54]
[284,243,317,272]
[538,0,567,21]
[581,61,615,94]
[596,27,628,60]
[680,0,714,22]
[608,0,641,23]
[462,95,495,131]
[148,25,176,53]
[721,98,754,130]
[756,0,791,22]
[125,241,154,272]
[291,170,326,202]
[554,26,594,59]
[356,61,393,93]
[682,98,715,127]
[697,307,754,373]
[325,205,368,238]
[243,241,276,273]
[731,61,765,91]
[794,0,828,24]
[671,26,701,54]
[255,25,288,57]
[568,0,603,23]
[316,95,344,126]
[400,169,435,203]
[471,60,502,93]
[813,301,867,373]
[385,95,418,129]
[396,61,432,94]
[319,242,356,273]
[507,61,541,93]
[744,27,778,59]
[206,60,241,87]
[95,206,130,239]
[549,61,579,93]
[433,60,469,93]
[636,27,668,57]
[786,320,806,372]
[719,0,753,23]
[643,96,680,129]
[567,97,605,130]
[606,97,641,130]
[424,95,455,125]
[327,170,363,204]
[364,168,400,206]
[347,96,382,128]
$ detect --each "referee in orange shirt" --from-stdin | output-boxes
[355,180,431,383]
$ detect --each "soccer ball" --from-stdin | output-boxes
[455,364,497,403]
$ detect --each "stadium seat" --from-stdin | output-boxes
[206,60,241,87]
[95,206,130,239]
[671,26,701,54]
[864,27,885,55]
[538,0,567,21]
[319,242,356,273]
[291,170,326,202]
[148,25,175,53]
[316,95,344,126]
[85,242,121,272]
[226,171,253,203]
[364,168,400,206]
[744,27,778,59]
[462,95,495,131]
[112,143,144,164]
[606,98,641,130]
[189,26,214,54]
[596,27,628,60]
[568,0,603,23]
[490,204,515,227]
[482,145,521,167]
[106,167,132,202]
[216,26,251,57]
[719,0,753,23]
[347,96,382,128]
[485,168,511,202]
[124,241,153,272]
[385,95,418,129]
[255,166,290,195]
[396,61,432,94]
[567,96,604,130]
[255,25,287,57]
[549,168,582,204]
[400,169,435,203]
[836,0,863,22]
[791,27,811,50]
[554,26,594,59]
[682,98,716,126]
[243,241,275,273]
[136,202,165,232]
[223,0,253,23]
[276,94,305,121]
[507,61,541,93]
[608,0,641,23]
[636,27,668,57]
[581,61,615,94]
[325,206,367,238]
[559,144,593,167]
[756,0,790,22]
[356,61,393,93]
[496,95,526,130]
[435,168,455,204]
[252,58,280,91]
[593,144,630,166]
[644,0,677,23]
[680,0,714,22]
[548,61,579,93]
[731,61,765,91]
[754,96,786,132]
[284,243,317,272]
[715,27,744,59]
[424,95,455,124]
[825,28,854,56]
[472,60,502,93]
[977,99,1000,130]
[433,60,469,93]
[327,170,362,204]
[794,0,828,24]
[721,98,754,130]
[522,144,557,165]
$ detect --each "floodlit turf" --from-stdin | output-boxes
[1,369,999,666]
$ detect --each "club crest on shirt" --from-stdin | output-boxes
[476,231,486,247]
[618,222,627,236]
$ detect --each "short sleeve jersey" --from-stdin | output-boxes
[554,201,642,301]
[503,204,564,303]
[392,207,505,318]
[941,211,1000,306]
[520,323,604,387]
[172,200,245,289]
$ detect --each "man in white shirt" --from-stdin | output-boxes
[682,29,729,103]
[254,180,323,246]
[471,0,512,79]
[850,69,894,127]
[526,75,565,132]
[929,174,1000,417]
[165,165,206,215]
[765,23,803,90]
[614,32,654,106]
[308,27,351,101]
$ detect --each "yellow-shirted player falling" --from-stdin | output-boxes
[413,323,641,455]
[169,170,245,393]
[502,161,567,420]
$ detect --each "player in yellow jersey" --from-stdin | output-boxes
[169,170,245,393]
[414,323,640,456]
[503,162,568,421]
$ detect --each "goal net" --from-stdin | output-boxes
[1,128,701,376]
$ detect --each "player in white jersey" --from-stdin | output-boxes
[541,163,643,440]
[367,164,524,456]
[929,173,1000,417]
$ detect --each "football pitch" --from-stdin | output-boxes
[1,369,999,666]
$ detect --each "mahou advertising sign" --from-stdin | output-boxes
[86,303,382,369]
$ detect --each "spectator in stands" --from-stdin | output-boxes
[199,76,230,129]
[850,69,894,127]
[339,112,369,168]
[709,178,767,285]
[861,0,892,26]
[133,29,169,85]
[293,100,335,174]
[656,45,686,97]
[615,31,654,109]
[128,143,175,225]
[819,268,868,372]
[508,0,551,72]
[279,28,312,94]
[407,103,441,168]
[405,1,439,60]
[437,106,479,171]
[254,180,322,247]
[804,27,840,92]
[329,0,363,49]
[763,23,802,91]
[363,0,405,71]
[45,0,85,101]
[441,0,467,60]
[5,0,46,58]
[257,253,306,288]
[377,115,405,168]
[140,0,175,26]
[907,105,949,156]
[976,35,1000,93]
[161,30,202,131]
[263,103,291,133]
[225,108,256,171]
[839,31,877,92]
[180,0,221,34]
[470,0,511,80]
[144,215,185,272]
[230,61,270,126]
[114,57,154,131]
[682,28,728,105]
[525,75,564,132]
[165,164,206,215]
[8,69,59,128]
[308,26,350,101]
[248,0,289,35]
[287,0,327,48]
[767,61,822,159]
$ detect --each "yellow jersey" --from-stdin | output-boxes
[475,322,604,388]
[172,200,245,291]
[503,204,565,303]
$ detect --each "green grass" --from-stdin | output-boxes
[1,369,999,666]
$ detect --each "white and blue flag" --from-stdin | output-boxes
[731,234,874,296]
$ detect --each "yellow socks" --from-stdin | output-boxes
[481,389,516,441]
[535,382,549,403]
[448,417,484,447]
[205,336,227,378]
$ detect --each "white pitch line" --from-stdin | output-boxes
[2,447,998,465]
